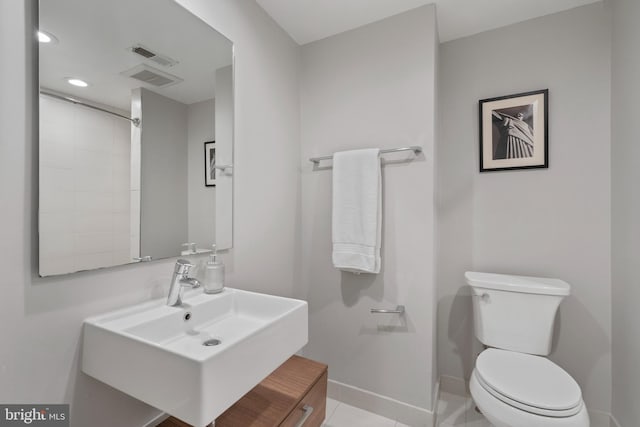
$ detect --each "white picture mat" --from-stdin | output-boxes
[482,93,546,169]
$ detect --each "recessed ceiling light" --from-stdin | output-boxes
[37,30,58,44]
[66,78,89,88]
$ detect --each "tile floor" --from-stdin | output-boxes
[322,391,491,427]
[322,398,408,427]
[436,391,491,427]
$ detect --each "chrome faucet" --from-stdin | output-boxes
[167,259,201,306]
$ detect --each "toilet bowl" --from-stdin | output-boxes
[469,348,589,427]
[466,272,589,427]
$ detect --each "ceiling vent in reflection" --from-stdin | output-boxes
[128,44,178,68]
[121,64,183,88]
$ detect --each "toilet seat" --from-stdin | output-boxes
[470,371,590,427]
[475,349,583,417]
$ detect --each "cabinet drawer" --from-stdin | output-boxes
[158,357,328,427]
[214,356,328,427]
[280,371,327,427]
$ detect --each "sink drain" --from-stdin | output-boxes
[203,338,221,346]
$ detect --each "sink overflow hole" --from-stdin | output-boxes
[203,338,221,347]
[184,312,192,321]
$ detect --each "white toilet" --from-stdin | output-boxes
[466,272,589,427]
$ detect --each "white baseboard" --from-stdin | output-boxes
[609,413,622,427]
[328,379,434,427]
[431,379,440,427]
[588,409,623,427]
[586,410,609,427]
[439,375,468,397]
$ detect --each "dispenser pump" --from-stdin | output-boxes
[203,243,224,294]
[209,244,218,264]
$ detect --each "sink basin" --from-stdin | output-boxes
[82,288,308,427]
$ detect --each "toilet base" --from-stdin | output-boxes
[470,369,590,427]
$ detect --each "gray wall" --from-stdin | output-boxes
[140,88,188,259]
[214,65,233,250]
[0,1,300,426]
[437,2,612,413]
[299,5,438,411]
[611,0,640,425]
[187,98,216,250]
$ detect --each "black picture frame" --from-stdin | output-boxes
[479,89,548,172]
[204,140,216,187]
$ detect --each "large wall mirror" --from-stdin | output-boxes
[38,0,234,276]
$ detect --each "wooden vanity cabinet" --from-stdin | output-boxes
[158,356,328,427]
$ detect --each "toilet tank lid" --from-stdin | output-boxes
[465,272,570,296]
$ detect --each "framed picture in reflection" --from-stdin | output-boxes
[479,89,548,172]
[204,140,216,187]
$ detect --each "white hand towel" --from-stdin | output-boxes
[332,148,381,274]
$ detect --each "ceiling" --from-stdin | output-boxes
[39,0,232,111]
[255,0,601,45]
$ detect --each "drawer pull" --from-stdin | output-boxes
[371,305,405,314]
[293,404,314,427]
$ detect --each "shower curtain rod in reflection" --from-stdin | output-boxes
[309,146,422,165]
[40,90,141,127]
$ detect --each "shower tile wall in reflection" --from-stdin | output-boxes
[39,95,132,275]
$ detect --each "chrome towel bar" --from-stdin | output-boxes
[370,305,405,314]
[309,146,422,165]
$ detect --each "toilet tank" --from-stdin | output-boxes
[465,272,570,356]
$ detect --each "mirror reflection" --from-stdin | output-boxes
[38,0,233,276]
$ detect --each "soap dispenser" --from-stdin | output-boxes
[203,244,225,294]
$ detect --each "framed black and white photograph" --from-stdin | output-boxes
[204,140,216,187]
[479,89,548,172]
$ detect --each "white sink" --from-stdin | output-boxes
[82,288,308,427]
